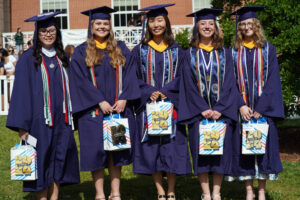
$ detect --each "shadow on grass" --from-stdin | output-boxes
[22,174,251,200]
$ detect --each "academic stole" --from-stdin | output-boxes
[89,64,122,117]
[233,43,269,109]
[41,55,73,128]
[190,48,226,108]
[140,45,179,142]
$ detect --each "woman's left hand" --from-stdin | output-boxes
[211,110,222,120]
[159,92,167,100]
[113,100,127,113]
[253,111,262,119]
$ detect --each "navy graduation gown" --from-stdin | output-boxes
[69,41,140,171]
[231,42,284,177]
[6,49,80,192]
[179,48,238,175]
[132,43,192,175]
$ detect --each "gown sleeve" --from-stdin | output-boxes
[69,44,106,114]
[6,51,33,132]
[212,48,238,122]
[254,42,285,119]
[131,45,157,113]
[178,49,210,124]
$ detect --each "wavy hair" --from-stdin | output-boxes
[85,20,126,68]
[33,24,68,68]
[234,18,266,50]
[142,15,175,46]
[190,20,224,50]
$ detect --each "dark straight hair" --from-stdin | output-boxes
[142,15,175,46]
[33,24,68,68]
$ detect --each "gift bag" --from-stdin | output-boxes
[103,114,131,151]
[242,118,269,155]
[11,141,37,181]
[199,119,227,155]
[146,100,173,136]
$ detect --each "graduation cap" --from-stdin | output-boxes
[138,4,175,40]
[186,8,223,39]
[231,6,265,36]
[81,6,117,38]
[24,11,63,48]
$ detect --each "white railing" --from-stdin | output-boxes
[0,75,14,115]
[2,25,193,49]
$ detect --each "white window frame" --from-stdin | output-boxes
[40,0,70,30]
[193,0,212,12]
[111,0,140,28]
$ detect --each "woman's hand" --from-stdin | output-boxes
[211,110,222,120]
[113,100,127,113]
[19,129,29,141]
[239,105,253,121]
[201,109,213,119]
[159,92,167,100]
[253,111,262,120]
[150,91,160,101]
[99,101,113,114]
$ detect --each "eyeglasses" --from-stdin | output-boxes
[39,28,57,36]
[8,49,13,52]
[239,22,253,28]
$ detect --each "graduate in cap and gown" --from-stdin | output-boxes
[131,4,192,200]
[226,6,285,200]
[6,11,80,199]
[178,8,238,200]
[69,6,140,200]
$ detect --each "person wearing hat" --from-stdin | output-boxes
[6,11,80,199]
[177,8,238,200]
[227,6,284,200]
[131,4,192,200]
[69,6,140,200]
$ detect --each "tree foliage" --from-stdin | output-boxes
[212,0,300,116]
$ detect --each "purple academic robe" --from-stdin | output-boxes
[69,41,140,171]
[230,42,284,177]
[132,43,192,175]
[178,48,238,175]
[6,49,80,192]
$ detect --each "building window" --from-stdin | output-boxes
[112,0,140,27]
[193,0,212,11]
[40,0,69,29]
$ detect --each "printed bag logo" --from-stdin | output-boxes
[245,130,262,149]
[151,110,169,130]
[14,155,32,176]
[202,130,221,150]
[110,124,127,145]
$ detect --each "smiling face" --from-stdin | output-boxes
[92,19,111,41]
[148,16,166,38]
[38,25,57,49]
[239,18,255,38]
[198,19,215,40]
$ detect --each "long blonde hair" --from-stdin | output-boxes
[85,20,126,68]
[190,21,224,50]
[234,18,266,50]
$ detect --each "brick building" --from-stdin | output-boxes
[2,0,212,48]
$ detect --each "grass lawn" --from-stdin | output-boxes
[0,116,300,200]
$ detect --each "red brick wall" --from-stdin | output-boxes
[10,0,193,32]
[140,0,193,25]
[11,0,39,32]
[69,0,111,29]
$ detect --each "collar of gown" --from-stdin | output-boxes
[242,40,255,49]
[148,40,168,52]
[199,43,214,52]
[95,39,107,49]
[41,47,56,57]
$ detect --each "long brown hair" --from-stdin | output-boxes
[234,18,266,50]
[190,20,224,49]
[142,15,175,46]
[85,20,126,68]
